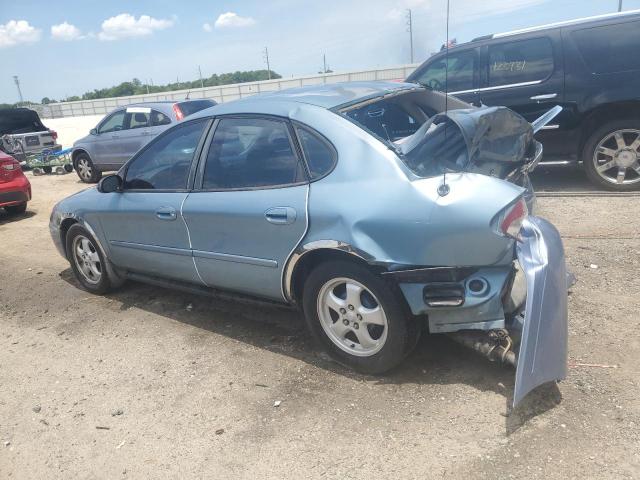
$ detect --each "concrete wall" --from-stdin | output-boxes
[45,115,103,148]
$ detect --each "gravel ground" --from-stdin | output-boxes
[1,171,639,479]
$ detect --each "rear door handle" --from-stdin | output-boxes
[265,207,297,225]
[156,206,177,221]
[530,93,558,101]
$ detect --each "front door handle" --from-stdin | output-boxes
[156,206,177,221]
[265,207,297,225]
[530,93,558,101]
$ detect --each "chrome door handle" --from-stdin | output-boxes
[530,93,557,101]
[265,207,296,225]
[155,206,177,221]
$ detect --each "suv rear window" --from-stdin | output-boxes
[488,37,554,87]
[176,100,216,117]
[572,21,640,74]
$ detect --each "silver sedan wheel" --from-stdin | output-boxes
[592,129,640,185]
[317,277,388,357]
[77,157,93,181]
[72,235,102,285]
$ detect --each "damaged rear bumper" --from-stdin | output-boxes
[513,216,568,406]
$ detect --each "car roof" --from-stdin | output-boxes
[196,81,422,115]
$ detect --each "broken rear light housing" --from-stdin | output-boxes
[494,197,528,240]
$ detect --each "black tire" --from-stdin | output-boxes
[65,224,118,294]
[583,119,640,191]
[4,202,27,215]
[302,260,420,374]
[63,163,73,173]
[74,152,102,183]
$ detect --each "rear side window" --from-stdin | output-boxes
[151,110,172,126]
[295,127,336,179]
[203,117,305,189]
[488,37,554,87]
[572,21,640,74]
[177,100,216,117]
[124,119,207,190]
[414,50,476,92]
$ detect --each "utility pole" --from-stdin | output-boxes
[198,65,204,88]
[146,83,150,94]
[263,47,271,80]
[323,54,327,74]
[406,9,414,64]
[618,0,623,11]
[13,75,24,104]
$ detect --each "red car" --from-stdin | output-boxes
[0,150,31,215]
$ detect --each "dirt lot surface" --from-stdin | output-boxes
[1,170,639,479]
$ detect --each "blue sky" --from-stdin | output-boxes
[1,0,638,103]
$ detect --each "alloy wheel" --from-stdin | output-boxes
[77,158,92,181]
[72,235,102,284]
[592,129,640,186]
[317,277,388,357]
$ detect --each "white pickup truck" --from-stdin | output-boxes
[0,108,61,164]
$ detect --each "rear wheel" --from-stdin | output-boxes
[583,120,640,191]
[302,260,419,374]
[75,153,102,183]
[4,203,27,215]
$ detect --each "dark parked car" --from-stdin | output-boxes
[407,10,640,191]
[72,99,216,183]
[0,108,61,164]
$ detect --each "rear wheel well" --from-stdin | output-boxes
[290,248,384,305]
[579,101,640,156]
[60,218,78,258]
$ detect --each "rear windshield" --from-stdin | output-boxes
[177,100,216,117]
[345,100,423,142]
[572,21,640,74]
[0,109,46,135]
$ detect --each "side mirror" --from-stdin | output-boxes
[97,174,122,193]
[90,128,98,135]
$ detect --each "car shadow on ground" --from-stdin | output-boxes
[59,269,562,435]
[530,165,594,192]
[0,209,36,225]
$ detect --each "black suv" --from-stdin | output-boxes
[407,10,640,191]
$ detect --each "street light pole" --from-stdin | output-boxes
[263,47,271,80]
[406,9,414,63]
[13,75,24,104]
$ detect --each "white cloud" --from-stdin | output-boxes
[51,22,83,41]
[203,22,213,32]
[214,12,256,29]
[98,13,174,41]
[0,20,41,48]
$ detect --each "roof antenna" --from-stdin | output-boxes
[438,0,451,197]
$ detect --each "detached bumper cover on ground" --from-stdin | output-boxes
[514,216,568,407]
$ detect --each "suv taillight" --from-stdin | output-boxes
[173,104,185,121]
[50,129,58,141]
[495,197,528,240]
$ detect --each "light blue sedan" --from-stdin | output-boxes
[50,82,567,406]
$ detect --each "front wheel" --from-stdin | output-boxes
[583,120,640,191]
[75,153,102,183]
[302,260,419,374]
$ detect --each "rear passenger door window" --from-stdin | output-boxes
[487,37,554,87]
[202,117,306,189]
[572,21,640,74]
[295,126,337,180]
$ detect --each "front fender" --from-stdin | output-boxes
[514,216,568,407]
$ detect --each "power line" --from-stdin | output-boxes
[263,47,271,79]
[406,9,414,64]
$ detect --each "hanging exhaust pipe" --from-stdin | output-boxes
[447,329,517,367]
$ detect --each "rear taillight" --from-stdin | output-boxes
[495,197,528,240]
[173,104,185,121]
[1,162,19,171]
[50,129,58,141]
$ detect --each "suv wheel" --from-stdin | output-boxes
[583,120,640,191]
[302,260,419,374]
[65,224,121,294]
[75,153,102,183]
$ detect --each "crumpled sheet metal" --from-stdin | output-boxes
[514,216,568,407]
